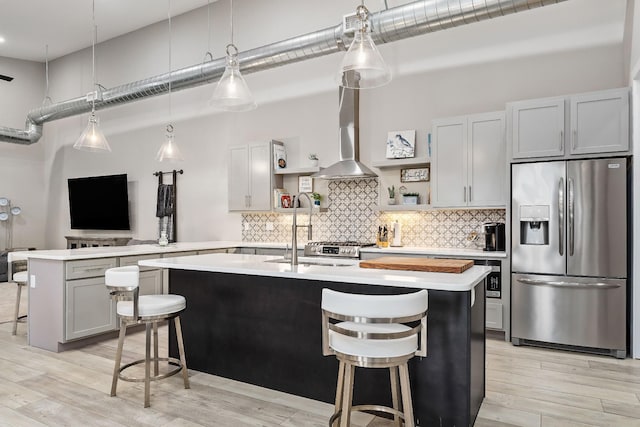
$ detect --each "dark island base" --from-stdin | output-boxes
[169,270,485,427]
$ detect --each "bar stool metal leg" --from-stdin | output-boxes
[111,320,127,397]
[330,361,345,427]
[144,323,152,408]
[153,321,159,376]
[12,282,23,336]
[339,363,354,427]
[399,363,415,427]
[174,316,190,389]
[390,366,402,427]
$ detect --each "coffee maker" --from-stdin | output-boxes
[483,222,505,251]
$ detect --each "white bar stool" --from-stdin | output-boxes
[321,288,428,427]
[105,265,190,408]
[10,263,27,336]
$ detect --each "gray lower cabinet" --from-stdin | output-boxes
[64,257,117,341]
[65,277,117,341]
[139,269,163,295]
[64,255,164,342]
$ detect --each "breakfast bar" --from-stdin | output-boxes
[140,253,490,427]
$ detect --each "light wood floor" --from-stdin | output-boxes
[1,283,640,426]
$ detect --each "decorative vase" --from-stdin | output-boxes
[309,159,319,167]
[388,198,396,205]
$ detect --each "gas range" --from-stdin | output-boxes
[303,241,376,259]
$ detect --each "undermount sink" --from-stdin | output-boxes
[264,257,353,267]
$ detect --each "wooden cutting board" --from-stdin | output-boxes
[359,257,474,273]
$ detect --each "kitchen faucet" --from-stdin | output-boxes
[291,193,313,266]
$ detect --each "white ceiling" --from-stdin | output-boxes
[0,0,211,62]
[0,0,629,64]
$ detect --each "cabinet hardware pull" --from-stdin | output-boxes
[560,129,564,151]
[463,186,466,202]
[469,185,472,202]
[572,129,577,150]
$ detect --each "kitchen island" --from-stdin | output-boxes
[140,253,490,427]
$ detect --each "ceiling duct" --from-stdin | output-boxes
[0,0,566,145]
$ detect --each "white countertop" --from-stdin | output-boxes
[15,241,252,261]
[139,253,491,292]
[18,240,506,261]
[360,246,507,259]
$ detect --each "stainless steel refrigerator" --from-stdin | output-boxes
[511,158,628,358]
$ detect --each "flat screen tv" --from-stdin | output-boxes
[68,174,131,230]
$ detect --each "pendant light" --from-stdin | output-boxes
[338,1,391,89]
[74,0,111,152]
[210,0,256,112]
[156,0,184,162]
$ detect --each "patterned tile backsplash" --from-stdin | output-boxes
[242,178,505,248]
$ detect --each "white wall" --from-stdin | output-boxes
[0,0,628,249]
[0,57,47,249]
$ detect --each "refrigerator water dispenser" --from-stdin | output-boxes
[519,205,549,245]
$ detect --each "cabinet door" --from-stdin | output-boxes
[432,117,467,207]
[468,112,506,207]
[570,88,629,155]
[65,277,116,341]
[228,145,250,211]
[248,142,273,210]
[139,269,163,295]
[511,98,565,159]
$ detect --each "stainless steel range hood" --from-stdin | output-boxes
[312,86,377,180]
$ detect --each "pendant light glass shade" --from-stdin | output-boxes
[74,112,111,152]
[338,4,391,89]
[156,124,183,162]
[211,44,256,112]
[74,1,111,152]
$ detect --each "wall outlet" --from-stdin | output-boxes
[30,274,36,288]
[266,222,274,231]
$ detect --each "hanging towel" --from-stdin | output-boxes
[156,184,175,217]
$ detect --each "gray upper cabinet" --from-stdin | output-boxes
[432,111,506,208]
[228,140,284,211]
[432,117,467,207]
[511,97,565,159]
[510,87,630,160]
[570,88,629,155]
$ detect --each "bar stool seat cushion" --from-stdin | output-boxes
[117,294,186,318]
[329,321,418,359]
[13,271,27,283]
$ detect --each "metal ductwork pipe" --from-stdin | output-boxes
[0,0,566,145]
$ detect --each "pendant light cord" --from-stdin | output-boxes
[91,0,97,114]
[207,0,212,53]
[230,0,234,46]
[43,44,51,106]
[168,0,173,124]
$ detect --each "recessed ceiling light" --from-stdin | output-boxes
[0,36,5,43]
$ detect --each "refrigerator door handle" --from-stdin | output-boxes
[516,277,622,289]
[568,178,574,256]
[558,178,564,256]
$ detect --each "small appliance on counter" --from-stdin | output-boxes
[483,222,505,251]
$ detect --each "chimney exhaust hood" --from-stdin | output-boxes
[312,86,377,180]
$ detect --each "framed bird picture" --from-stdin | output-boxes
[386,130,416,159]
